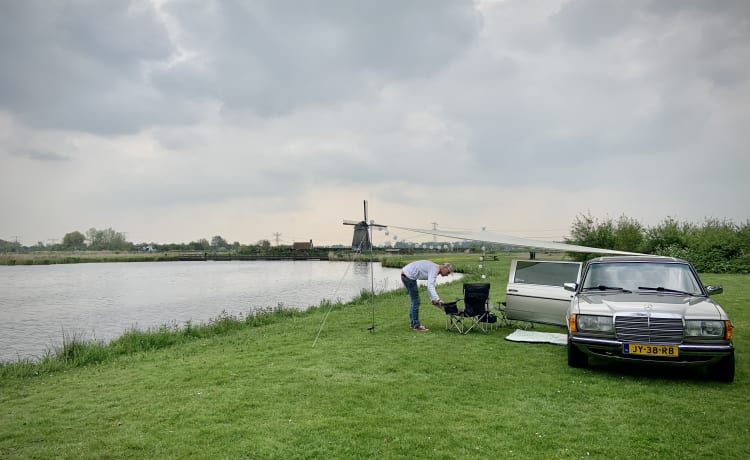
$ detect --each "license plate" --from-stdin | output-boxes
[623,343,679,357]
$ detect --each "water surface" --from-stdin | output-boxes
[0,260,459,362]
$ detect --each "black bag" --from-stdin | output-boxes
[481,312,498,323]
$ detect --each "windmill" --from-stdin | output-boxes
[343,200,386,251]
[343,200,387,332]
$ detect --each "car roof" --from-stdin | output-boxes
[587,255,687,264]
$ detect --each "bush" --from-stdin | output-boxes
[567,215,750,273]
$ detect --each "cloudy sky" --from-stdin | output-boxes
[1,0,748,247]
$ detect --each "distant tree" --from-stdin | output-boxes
[0,239,23,252]
[85,227,131,251]
[62,231,86,249]
[688,218,742,257]
[738,220,750,254]
[675,218,745,272]
[211,235,229,248]
[566,214,750,272]
[613,215,644,253]
[257,239,271,250]
[566,212,617,261]
[187,239,210,251]
[642,217,691,254]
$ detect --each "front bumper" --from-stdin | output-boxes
[570,335,734,366]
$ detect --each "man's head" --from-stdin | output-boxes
[439,263,453,276]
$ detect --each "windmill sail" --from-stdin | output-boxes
[388,226,642,255]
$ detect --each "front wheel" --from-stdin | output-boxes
[709,351,735,383]
[567,338,588,368]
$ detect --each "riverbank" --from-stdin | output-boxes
[0,259,407,362]
[2,255,746,458]
[0,247,555,266]
[0,249,388,265]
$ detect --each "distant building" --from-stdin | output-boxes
[292,240,313,250]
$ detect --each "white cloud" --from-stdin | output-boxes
[1,0,748,246]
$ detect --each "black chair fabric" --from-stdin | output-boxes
[460,283,491,333]
[443,283,494,334]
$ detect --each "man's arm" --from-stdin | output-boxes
[426,267,440,303]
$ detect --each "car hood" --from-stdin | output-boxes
[572,292,727,320]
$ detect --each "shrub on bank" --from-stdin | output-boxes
[0,304,321,379]
[568,214,750,272]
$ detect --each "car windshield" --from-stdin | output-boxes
[581,262,703,295]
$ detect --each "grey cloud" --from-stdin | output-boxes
[551,0,641,45]
[11,148,68,162]
[0,0,482,134]
[104,157,308,210]
[0,0,175,134]
[551,0,750,78]
[439,0,750,188]
[157,0,482,116]
[645,0,750,17]
[643,1,750,89]
[459,89,714,189]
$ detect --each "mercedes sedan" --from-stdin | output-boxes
[564,256,735,382]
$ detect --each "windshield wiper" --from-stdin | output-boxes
[637,286,694,295]
[582,285,631,293]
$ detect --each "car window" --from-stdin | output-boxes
[582,262,702,294]
[513,261,580,286]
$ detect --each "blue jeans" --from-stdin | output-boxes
[401,274,421,327]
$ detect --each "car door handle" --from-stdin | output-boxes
[507,289,518,293]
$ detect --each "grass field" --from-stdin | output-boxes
[0,250,177,265]
[1,253,748,459]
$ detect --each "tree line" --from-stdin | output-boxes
[0,228,309,255]
[0,228,242,253]
[565,214,750,273]
[2,215,749,273]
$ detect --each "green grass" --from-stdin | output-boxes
[0,250,180,265]
[1,254,749,459]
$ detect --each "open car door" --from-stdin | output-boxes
[504,260,582,327]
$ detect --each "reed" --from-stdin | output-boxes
[0,304,324,379]
[0,250,178,266]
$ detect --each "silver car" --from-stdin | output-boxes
[503,256,735,381]
[565,256,734,381]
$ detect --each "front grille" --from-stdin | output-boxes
[615,315,683,344]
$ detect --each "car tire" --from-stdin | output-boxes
[709,350,735,383]
[567,338,588,368]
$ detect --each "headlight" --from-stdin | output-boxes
[685,320,725,337]
[576,315,614,333]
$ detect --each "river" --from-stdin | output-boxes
[0,260,406,362]
[0,260,460,362]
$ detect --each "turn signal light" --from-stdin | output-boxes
[725,321,733,340]
[569,314,578,332]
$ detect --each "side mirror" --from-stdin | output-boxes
[564,282,577,292]
[705,285,723,296]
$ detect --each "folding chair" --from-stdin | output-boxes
[459,283,495,334]
[441,301,464,333]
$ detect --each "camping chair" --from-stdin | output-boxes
[459,283,495,334]
[441,300,464,333]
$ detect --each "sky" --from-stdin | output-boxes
[1,0,749,247]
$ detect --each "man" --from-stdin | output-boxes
[400,260,454,331]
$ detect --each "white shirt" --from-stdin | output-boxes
[402,260,441,301]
